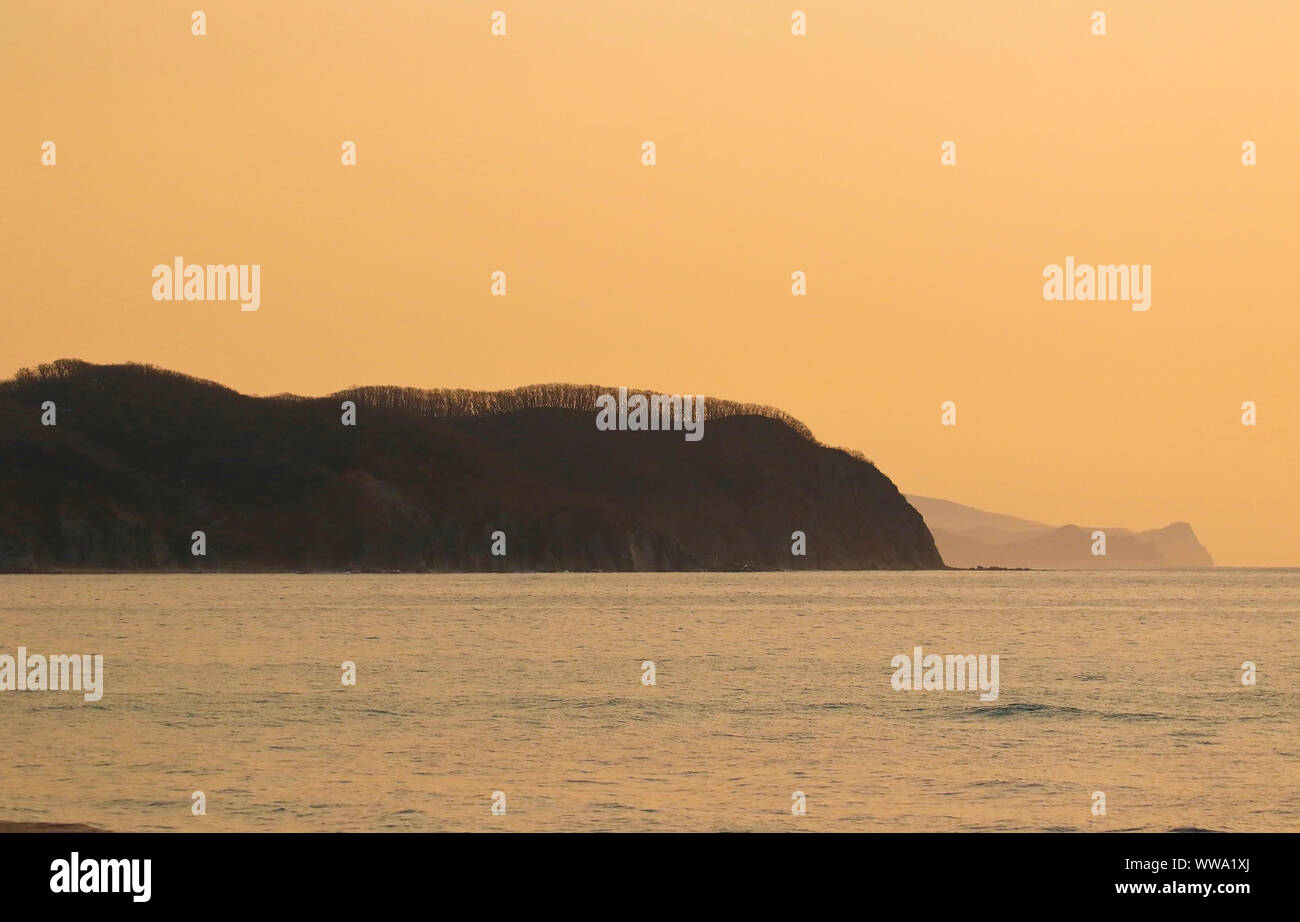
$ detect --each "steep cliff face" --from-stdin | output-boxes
[0,362,944,572]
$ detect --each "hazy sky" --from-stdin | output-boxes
[3,2,1297,565]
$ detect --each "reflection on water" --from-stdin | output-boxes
[0,570,1296,831]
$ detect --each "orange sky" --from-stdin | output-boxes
[2,1,1297,565]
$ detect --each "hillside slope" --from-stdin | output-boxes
[0,361,944,572]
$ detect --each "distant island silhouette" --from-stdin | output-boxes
[906,495,1214,569]
[0,360,943,572]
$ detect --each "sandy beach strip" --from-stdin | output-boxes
[0,822,106,833]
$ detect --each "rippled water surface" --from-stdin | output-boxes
[1,570,1296,831]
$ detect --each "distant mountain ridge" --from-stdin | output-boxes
[0,359,943,572]
[905,495,1213,569]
